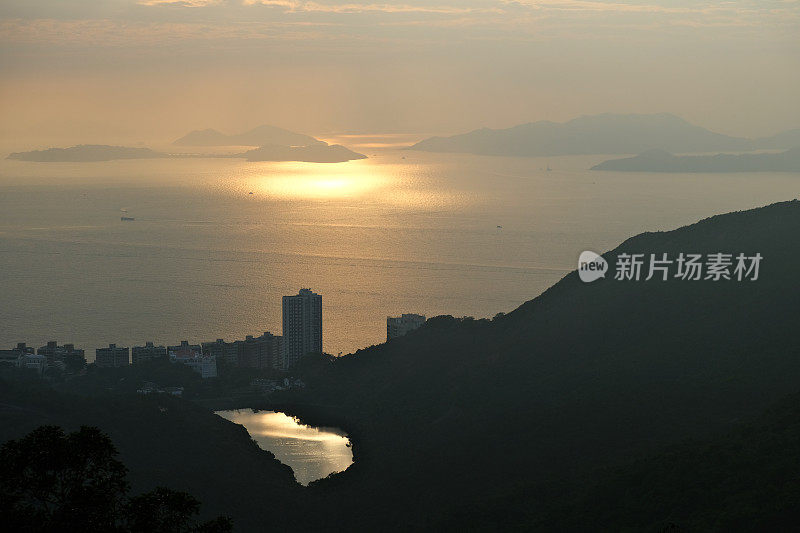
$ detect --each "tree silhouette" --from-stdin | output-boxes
[125,487,232,532]
[0,425,128,531]
[0,425,232,532]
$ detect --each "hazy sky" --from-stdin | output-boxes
[1,0,798,144]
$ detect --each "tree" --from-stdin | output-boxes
[0,426,232,532]
[64,352,87,373]
[0,425,128,531]
[125,487,233,533]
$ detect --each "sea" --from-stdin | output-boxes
[1,133,798,359]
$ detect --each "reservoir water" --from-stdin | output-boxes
[215,409,353,485]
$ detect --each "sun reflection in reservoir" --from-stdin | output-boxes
[215,409,353,485]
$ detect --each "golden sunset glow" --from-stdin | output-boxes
[244,160,390,200]
[1,0,799,528]
[220,410,348,444]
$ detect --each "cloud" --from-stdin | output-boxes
[138,0,223,6]
[504,0,800,18]
[2,0,798,49]
[0,17,340,47]
[243,1,499,15]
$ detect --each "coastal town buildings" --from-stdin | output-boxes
[5,287,326,377]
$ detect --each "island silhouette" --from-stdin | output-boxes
[7,123,370,163]
[240,143,366,162]
[592,147,800,172]
[173,124,324,147]
[8,142,366,163]
[6,145,168,163]
[409,112,800,157]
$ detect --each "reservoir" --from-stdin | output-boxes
[215,409,353,485]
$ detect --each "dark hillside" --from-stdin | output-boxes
[0,379,300,530]
[292,200,800,529]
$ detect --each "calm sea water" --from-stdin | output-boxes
[1,136,798,357]
[214,409,352,485]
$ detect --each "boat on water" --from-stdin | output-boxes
[121,216,135,221]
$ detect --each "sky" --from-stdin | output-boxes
[0,0,798,145]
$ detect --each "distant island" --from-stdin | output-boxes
[8,123,366,163]
[7,145,168,162]
[7,142,366,164]
[174,124,324,147]
[239,143,366,163]
[408,113,799,157]
[591,148,800,172]
[756,128,800,150]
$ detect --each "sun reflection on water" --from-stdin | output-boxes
[245,160,390,200]
[224,156,468,210]
[215,409,353,485]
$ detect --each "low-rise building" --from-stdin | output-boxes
[202,339,238,366]
[17,353,48,376]
[2,343,49,376]
[0,343,33,368]
[235,332,282,370]
[387,313,427,340]
[95,344,130,368]
[36,341,86,371]
[168,340,202,354]
[169,341,217,378]
[180,355,218,378]
[251,378,280,393]
[37,341,85,363]
[136,382,185,396]
[168,340,200,360]
[132,342,168,365]
[136,381,160,394]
